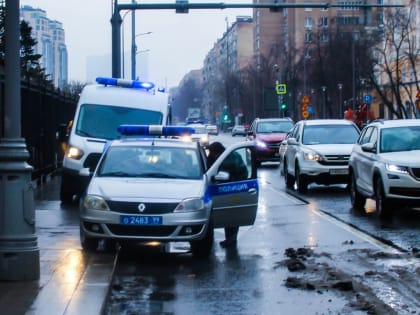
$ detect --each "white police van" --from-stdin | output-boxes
[60,77,171,203]
[79,125,259,258]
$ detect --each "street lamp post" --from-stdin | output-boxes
[121,10,130,78]
[322,86,327,118]
[0,0,40,281]
[338,83,343,118]
[273,64,281,117]
[132,32,152,80]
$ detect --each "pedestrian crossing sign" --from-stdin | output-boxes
[275,84,287,95]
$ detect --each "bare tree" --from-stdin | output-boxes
[367,3,419,118]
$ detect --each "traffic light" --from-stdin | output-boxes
[281,102,287,110]
[223,114,229,121]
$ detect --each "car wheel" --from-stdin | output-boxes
[375,177,392,218]
[284,162,295,189]
[295,164,308,193]
[80,224,99,252]
[350,171,366,210]
[190,223,214,259]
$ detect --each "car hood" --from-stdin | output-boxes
[88,177,204,201]
[256,133,287,142]
[381,150,420,167]
[305,144,355,155]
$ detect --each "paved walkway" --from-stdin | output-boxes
[0,175,115,315]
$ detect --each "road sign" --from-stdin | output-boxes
[275,84,287,95]
[301,95,310,119]
[363,94,372,104]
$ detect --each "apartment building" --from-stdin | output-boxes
[202,16,254,125]
[20,5,68,89]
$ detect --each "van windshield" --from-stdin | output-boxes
[75,104,163,140]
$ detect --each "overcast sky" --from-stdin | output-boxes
[20,0,252,88]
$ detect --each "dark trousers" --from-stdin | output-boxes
[225,227,239,241]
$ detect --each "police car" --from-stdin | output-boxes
[79,125,259,258]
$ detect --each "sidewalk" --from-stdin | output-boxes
[0,175,115,315]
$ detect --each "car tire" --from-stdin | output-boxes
[284,162,295,189]
[190,224,214,259]
[80,224,99,252]
[60,175,75,204]
[350,171,366,210]
[375,177,392,218]
[295,164,308,193]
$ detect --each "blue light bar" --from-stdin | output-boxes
[118,125,194,136]
[96,77,155,90]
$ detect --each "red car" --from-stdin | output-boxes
[247,118,294,167]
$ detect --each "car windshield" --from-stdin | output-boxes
[257,121,293,133]
[302,124,360,145]
[97,146,202,179]
[380,126,420,153]
[76,104,163,140]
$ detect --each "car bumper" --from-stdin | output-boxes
[80,207,211,242]
[255,147,280,162]
[299,162,349,185]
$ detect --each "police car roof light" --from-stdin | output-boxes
[118,125,194,136]
[96,77,155,90]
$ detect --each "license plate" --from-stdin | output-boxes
[330,169,348,175]
[120,215,162,226]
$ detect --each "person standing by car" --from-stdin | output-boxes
[207,142,248,248]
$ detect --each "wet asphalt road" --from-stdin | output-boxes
[34,133,419,314]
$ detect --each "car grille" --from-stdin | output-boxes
[389,187,420,197]
[266,142,282,149]
[83,153,102,171]
[107,224,177,236]
[319,155,350,166]
[106,201,178,214]
[410,168,420,179]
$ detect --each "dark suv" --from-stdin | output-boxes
[247,118,294,166]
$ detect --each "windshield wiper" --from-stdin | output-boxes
[99,171,137,177]
[138,172,178,178]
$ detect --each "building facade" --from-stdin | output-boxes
[20,5,68,89]
[202,16,254,126]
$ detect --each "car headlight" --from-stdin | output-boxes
[174,197,204,212]
[385,163,409,174]
[256,140,267,148]
[83,195,110,211]
[66,146,84,160]
[303,151,322,161]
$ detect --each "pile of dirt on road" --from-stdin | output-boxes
[279,246,419,315]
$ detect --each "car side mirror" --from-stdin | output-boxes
[287,138,298,145]
[213,171,230,182]
[361,142,376,153]
[79,167,92,177]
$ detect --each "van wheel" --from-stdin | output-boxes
[60,175,74,204]
[190,224,214,259]
[350,172,365,210]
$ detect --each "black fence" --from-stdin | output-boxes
[0,77,78,181]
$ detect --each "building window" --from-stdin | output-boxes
[320,32,329,42]
[319,17,328,27]
[304,16,313,29]
[305,32,313,43]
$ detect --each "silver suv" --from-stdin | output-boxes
[349,119,420,218]
[283,119,360,193]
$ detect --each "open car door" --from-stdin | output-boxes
[207,142,259,228]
